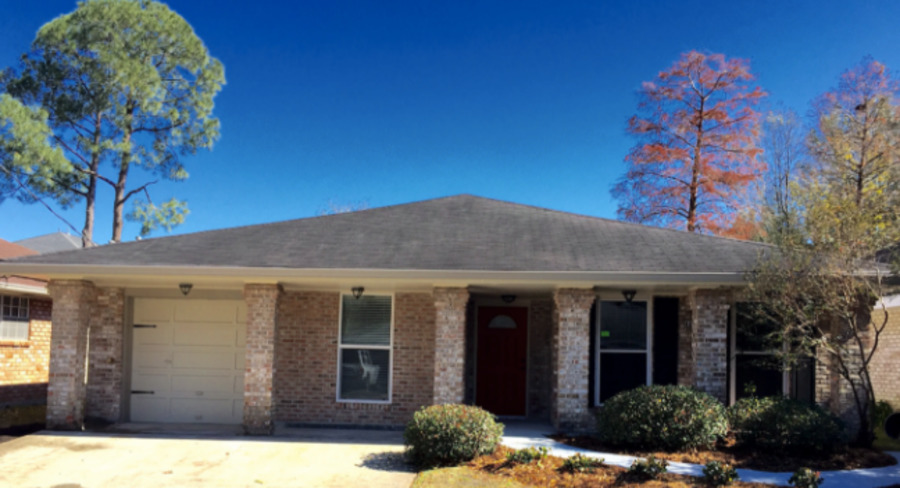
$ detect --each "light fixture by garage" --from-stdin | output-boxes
[622,289,637,303]
[352,286,365,299]
[179,283,193,296]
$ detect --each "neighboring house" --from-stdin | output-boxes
[871,296,900,410]
[0,239,53,417]
[0,195,861,434]
[15,232,82,254]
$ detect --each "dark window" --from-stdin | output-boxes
[596,301,648,403]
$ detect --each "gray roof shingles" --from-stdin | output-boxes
[7,195,771,273]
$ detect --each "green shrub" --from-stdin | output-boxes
[560,453,605,474]
[596,385,728,451]
[506,446,549,465]
[874,400,894,428]
[702,460,739,486]
[728,396,846,454]
[403,404,504,469]
[627,455,668,480]
[788,467,823,488]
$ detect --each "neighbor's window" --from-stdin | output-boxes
[595,300,649,404]
[338,295,392,402]
[0,296,29,341]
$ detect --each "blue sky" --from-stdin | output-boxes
[3,0,900,243]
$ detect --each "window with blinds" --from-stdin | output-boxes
[0,296,29,341]
[337,295,392,402]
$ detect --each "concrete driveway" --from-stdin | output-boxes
[0,426,416,488]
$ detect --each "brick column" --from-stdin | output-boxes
[433,287,469,405]
[86,287,125,423]
[47,280,95,430]
[551,288,594,432]
[678,289,730,402]
[243,284,281,435]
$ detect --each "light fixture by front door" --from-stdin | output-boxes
[500,294,516,304]
[352,286,365,299]
[179,283,193,296]
[622,289,637,303]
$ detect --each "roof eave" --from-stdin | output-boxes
[0,263,749,287]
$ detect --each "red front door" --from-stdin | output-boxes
[476,306,528,416]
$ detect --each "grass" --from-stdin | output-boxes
[412,466,528,487]
[874,426,900,452]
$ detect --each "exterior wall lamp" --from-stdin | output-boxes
[622,290,637,303]
[500,294,517,304]
[352,286,365,299]
[179,283,193,296]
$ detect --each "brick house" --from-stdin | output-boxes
[0,195,870,434]
[0,239,53,416]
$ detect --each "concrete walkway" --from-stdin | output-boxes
[0,425,415,488]
[502,423,900,488]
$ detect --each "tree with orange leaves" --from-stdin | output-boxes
[612,51,766,237]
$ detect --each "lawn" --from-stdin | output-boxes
[875,426,900,452]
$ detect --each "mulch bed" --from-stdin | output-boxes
[468,446,775,487]
[551,435,898,472]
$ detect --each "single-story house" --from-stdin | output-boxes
[0,239,53,415]
[0,195,859,434]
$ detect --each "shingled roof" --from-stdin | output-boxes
[5,195,770,274]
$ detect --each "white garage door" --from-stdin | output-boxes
[130,298,247,424]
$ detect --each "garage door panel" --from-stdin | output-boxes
[174,323,236,346]
[132,374,171,392]
[171,398,237,423]
[175,301,239,323]
[236,326,246,347]
[133,349,173,369]
[171,375,235,394]
[173,350,236,369]
[133,323,174,345]
[131,397,171,422]
[134,299,175,322]
[131,298,246,425]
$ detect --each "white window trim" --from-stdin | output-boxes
[0,295,30,341]
[335,292,394,404]
[593,292,654,406]
[728,304,790,404]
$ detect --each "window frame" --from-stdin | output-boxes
[0,295,30,342]
[593,292,654,406]
[335,292,394,404]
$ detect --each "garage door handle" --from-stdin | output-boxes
[131,390,155,395]
[133,324,157,329]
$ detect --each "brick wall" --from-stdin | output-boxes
[870,306,900,409]
[550,288,594,432]
[46,280,95,430]
[273,291,436,426]
[243,284,280,434]
[528,298,552,420]
[85,288,124,423]
[677,290,729,403]
[433,288,469,405]
[0,298,51,407]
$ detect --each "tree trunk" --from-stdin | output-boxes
[82,114,103,248]
[112,104,134,244]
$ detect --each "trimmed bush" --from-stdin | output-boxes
[728,396,846,454]
[403,404,504,469]
[596,385,729,451]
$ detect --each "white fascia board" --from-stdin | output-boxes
[0,282,49,296]
[0,263,749,287]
